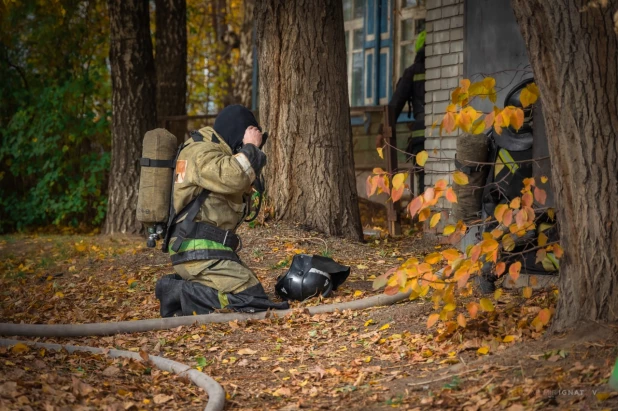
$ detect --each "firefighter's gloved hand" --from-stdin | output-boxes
[243,126,263,148]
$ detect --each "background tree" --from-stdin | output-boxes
[0,0,111,233]
[231,0,254,107]
[105,0,157,234]
[155,0,188,141]
[255,0,363,240]
[511,0,618,330]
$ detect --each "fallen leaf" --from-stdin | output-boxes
[72,376,95,397]
[427,313,440,328]
[274,387,291,397]
[153,394,173,404]
[11,343,30,354]
[379,323,390,331]
[479,298,494,312]
[102,366,120,377]
[238,348,257,355]
[477,346,489,355]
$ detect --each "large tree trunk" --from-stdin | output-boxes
[511,0,618,330]
[255,0,363,241]
[231,0,255,107]
[155,0,187,141]
[105,0,157,234]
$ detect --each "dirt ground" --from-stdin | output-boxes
[1,223,617,410]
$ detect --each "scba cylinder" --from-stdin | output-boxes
[136,128,178,225]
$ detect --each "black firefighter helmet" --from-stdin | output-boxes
[275,254,350,301]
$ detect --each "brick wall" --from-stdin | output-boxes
[424,0,464,191]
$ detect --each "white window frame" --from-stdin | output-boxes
[379,47,391,105]
[394,0,426,82]
[345,17,364,107]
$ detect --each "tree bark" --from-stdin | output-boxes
[511,0,618,330]
[255,0,363,241]
[155,0,187,141]
[105,0,157,234]
[231,0,255,107]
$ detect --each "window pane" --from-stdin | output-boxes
[415,19,426,34]
[354,0,365,20]
[343,0,352,21]
[352,52,364,107]
[403,0,418,7]
[353,29,364,50]
[402,19,415,41]
[400,44,415,74]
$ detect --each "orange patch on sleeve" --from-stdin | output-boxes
[175,160,187,183]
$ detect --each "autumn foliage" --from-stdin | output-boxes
[369,77,561,334]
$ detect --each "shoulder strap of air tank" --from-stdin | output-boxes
[168,189,210,253]
[161,141,190,253]
[189,130,204,142]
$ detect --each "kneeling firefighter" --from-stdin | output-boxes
[138,105,289,317]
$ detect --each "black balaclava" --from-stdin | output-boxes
[213,105,260,152]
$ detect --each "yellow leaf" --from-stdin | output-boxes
[477,346,489,355]
[11,343,30,354]
[453,171,469,185]
[392,173,408,190]
[376,147,384,159]
[502,234,515,252]
[494,204,508,223]
[416,150,428,166]
[419,208,431,222]
[483,77,496,90]
[471,118,486,135]
[353,290,363,298]
[444,303,456,311]
[127,278,137,286]
[443,225,456,236]
[541,175,548,184]
[538,232,548,247]
[523,287,533,298]
[425,252,442,264]
[379,323,390,331]
[442,249,460,261]
[595,392,610,401]
[494,288,503,301]
[54,291,64,298]
[520,83,540,108]
[457,313,467,328]
[430,213,441,228]
[503,335,516,343]
[364,319,375,327]
[363,356,372,363]
[75,243,87,252]
[479,298,494,312]
[427,313,440,328]
[510,197,521,209]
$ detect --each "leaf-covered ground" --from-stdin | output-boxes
[1,223,617,410]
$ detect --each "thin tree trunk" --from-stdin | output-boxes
[232,0,254,107]
[105,0,157,234]
[255,0,363,241]
[511,0,618,330]
[155,0,187,141]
